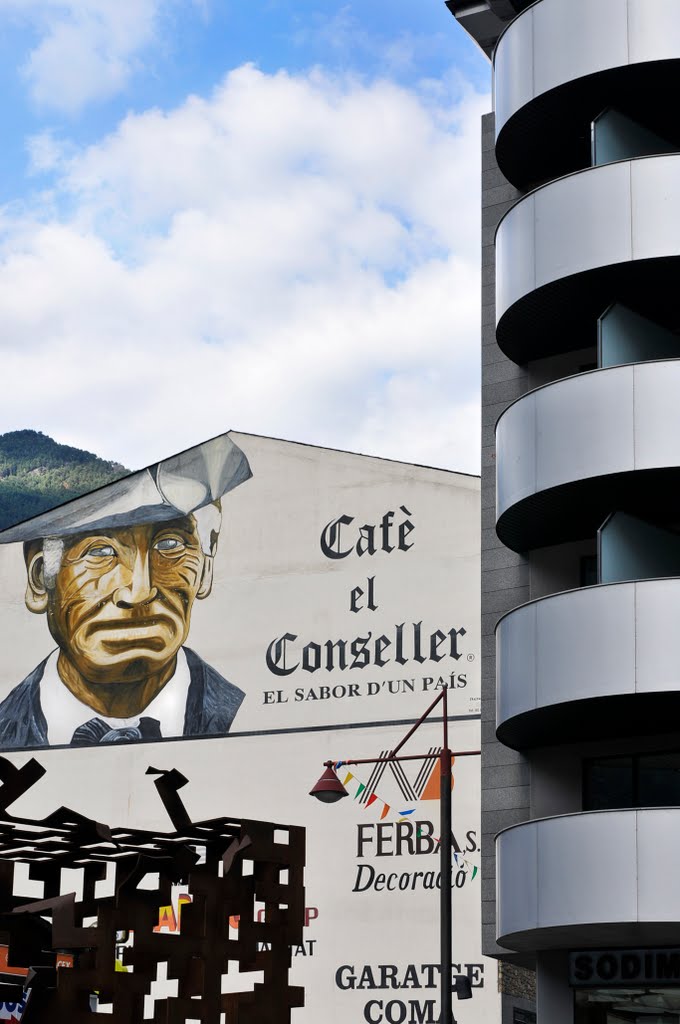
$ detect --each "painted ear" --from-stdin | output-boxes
[197,554,214,600]
[25,551,48,614]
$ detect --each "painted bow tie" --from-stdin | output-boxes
[70,716,162,746]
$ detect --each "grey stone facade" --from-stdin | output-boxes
[479,111,530,961]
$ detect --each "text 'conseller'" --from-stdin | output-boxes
[265,507,469,678]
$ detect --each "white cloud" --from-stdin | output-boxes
[0,0,168,113]
[0,65,489,474]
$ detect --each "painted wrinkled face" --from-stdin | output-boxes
[46,517,206,685]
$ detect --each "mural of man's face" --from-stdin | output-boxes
[25,516,214,688]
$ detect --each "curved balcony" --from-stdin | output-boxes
[496,579,680,749]
[496,361,680,551]
[497,809,680,952]
[495,156,680,364]
[494,0,680,187]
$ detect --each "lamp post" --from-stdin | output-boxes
[309,686,480,1023]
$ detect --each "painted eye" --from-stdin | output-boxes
[86,544,115,558]
[154,537,185,553]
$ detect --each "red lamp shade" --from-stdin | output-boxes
[309,766,348,804]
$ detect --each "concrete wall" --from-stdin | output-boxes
[536,953,572,1024]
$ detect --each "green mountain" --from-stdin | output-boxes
[0,430,129,532]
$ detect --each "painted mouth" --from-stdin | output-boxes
[100,634,168,653]
[88,618,177,652]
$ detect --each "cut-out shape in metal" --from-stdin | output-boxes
[0,758,305,1021]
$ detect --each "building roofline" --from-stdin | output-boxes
[0,428,479,541]
[445,0,531,59]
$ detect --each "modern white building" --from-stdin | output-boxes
[449,1,680,1022]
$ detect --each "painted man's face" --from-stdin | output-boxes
[33,517,211,686]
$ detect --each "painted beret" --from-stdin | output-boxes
[0,432,252,543]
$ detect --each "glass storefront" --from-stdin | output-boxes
[575,987,680,1023]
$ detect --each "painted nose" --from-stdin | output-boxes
[113,551,158,608]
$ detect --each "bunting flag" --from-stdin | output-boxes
[413,827,478,878]
[328,762,479,882]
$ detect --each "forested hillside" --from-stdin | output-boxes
[0,430,129,531]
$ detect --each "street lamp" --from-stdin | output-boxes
[309,686,480,1023]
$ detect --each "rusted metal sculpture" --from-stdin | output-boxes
[0,757,305,1021]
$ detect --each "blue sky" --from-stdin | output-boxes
[0,1,489,471]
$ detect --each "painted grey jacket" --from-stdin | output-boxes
[0,648,244,748]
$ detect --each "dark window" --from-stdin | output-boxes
[579,554,598,587]
[575,987,680,1022]
[639,753,680,807]
[584,752,680,810]
[583,756,633,810]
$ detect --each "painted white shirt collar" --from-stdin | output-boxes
[40,647,191,746]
